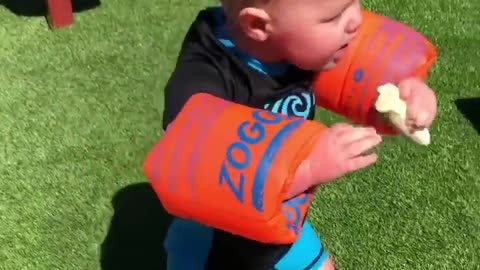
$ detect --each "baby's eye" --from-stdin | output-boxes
[321,13,342,23]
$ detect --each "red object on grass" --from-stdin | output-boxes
[46,0,74,28]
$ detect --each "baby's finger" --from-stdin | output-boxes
[413,110,429,128]
[398,79,412,100]
[425,112,435,127]
[406,97,421,122]
[330,123,354,135]
[339,127,379,147]
[345,153,378,173]
[344,134,382,158]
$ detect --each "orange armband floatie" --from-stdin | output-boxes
[143,93,327,244]
[313,10,438,132]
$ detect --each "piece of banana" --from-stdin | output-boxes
[375,83,431,145]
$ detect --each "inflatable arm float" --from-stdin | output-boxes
[143,93,327,244]
[313,10,438,134]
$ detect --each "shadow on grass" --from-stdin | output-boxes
[100,182,171,270]
[0,0,100,17]
[454,97,480,134]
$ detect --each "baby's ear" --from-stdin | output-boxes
[238,7,271,42]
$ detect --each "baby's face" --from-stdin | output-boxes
[268,0,363,71]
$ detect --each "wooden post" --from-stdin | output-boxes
[46,0,74,29]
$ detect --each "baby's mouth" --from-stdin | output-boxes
[334,43,349,58]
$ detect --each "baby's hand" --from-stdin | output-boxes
[308,124,382,184]
[398,77,437,130]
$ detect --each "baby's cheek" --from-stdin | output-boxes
[306,43,338,66]
[300,40,331,60]
[281,30,339,69]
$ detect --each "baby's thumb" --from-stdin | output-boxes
[398,79,414,100]
[345,153,378,173]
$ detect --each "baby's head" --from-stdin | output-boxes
[220,0,363,71]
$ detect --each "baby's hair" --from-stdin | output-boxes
[220,0,251,14]
[220,0,270,17]
[220,0,254,8]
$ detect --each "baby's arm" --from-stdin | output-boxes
[145,92,327,244]
[147,54,334,245]
[313,10,437,135]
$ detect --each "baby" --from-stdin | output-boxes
[160,0,438,269]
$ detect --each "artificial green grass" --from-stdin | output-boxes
[0,0,479,269]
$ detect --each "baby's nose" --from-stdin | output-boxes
[346,6,363,34]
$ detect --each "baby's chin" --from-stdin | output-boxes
[318,54,346,71]
[320,61,338,71]
[294,57,340,72]
[313,59,338,72]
